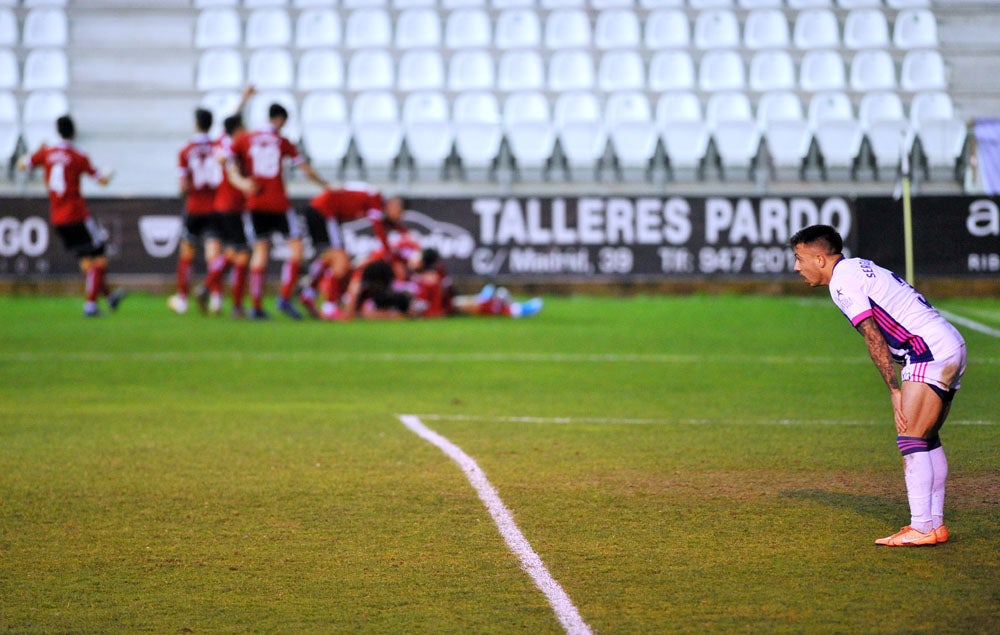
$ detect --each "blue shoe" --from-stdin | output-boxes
[511,297,543,318]
[476,284,496,303]
[276,298,303,320]
[249,307,270,320]
[107,289,126,311]
[84,305,101,318]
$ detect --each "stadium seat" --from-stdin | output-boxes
[545,10,592,49]
[748,50,796,92]
[655,91,711,172]
[0,9,17,46]
[397,49,445,91]
[245,0,288,6]
[247,48,294,90]
[648,50,696,92]
[693,9,740,50]
[0,48,17,90]
[554,91,607,174]
[738,0,782,7]
[22,8,67,48]
[887,0,931,6]
[503,91,557,173]
[246,90,300,140]
[542,0,584,7]
[495,9,541,49]
[402,91,453,173]
[799,50,846,92]
[350,90,404,169]
[900,49,946,92]
[346,49,394,91]
[598,50,645,92]
[592,0,634,7]
[452,91,504,171]
[343,0,388,7]
[837,0,881,7]
[194,8,241,48]
[916,118,967,177]
[445,9,492,49]
[492,0,535,7]
[447,49,495,91]
[0,91,18,165]
[497,50,545,92]
[594,9,641,50]
[690,0,735,8]
[443,0,486,7]
[345,9,392,49]
[849,49,896,92]
[743,9,790,50]
[22,48,68,90]
[706,91,753,128]
[297,49,344,91]
[813,118,864,177]
[860,91,907,128]
[698,50,746,92]
[245,8,292,48]
[195,0,238,6]
[757,91,812,175]
[604,91,659,172]
[859,92,911,176]
[843,9,890,50]
[548,50,596,92]
[295,9,341,48]
[640,0,684,6]
[893,9,938,49]
[644,9,689,50]
[395,0,436,7]
[300,91,351,166]
[793,9,839,50]
[395,8,441,49]
[22,90,68,150]
[808,91,854,129]
[909,90,954,130]
[788,0,833,7]
[196,48,243,91]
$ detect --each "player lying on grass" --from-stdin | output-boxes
[791,224,967,547]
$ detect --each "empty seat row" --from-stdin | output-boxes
[0,7,66,47]
[193,0,935,11]
[196,46,947,94]
[195,6,939,51]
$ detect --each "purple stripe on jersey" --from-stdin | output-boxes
[897,436,929,456]
[870,301,934,363]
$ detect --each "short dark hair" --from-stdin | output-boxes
[56,115,75,140]
[421,248,440,270]
[268,103,288,121]
[223,113,243,136]
[195,108,213,132]
[789,224,843,254]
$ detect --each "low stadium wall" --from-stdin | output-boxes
[1,194,998,295]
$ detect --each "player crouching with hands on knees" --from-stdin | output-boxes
[790,224,966,546]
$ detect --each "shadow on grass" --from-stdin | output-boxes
[780,489,902,524]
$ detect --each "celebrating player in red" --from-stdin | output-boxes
[18,115,123,317]
[228,103,330,320]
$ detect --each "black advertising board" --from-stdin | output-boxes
[1,195,997,280]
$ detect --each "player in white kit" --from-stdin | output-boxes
[790,225,966,546]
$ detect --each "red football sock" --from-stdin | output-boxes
[176,255,193,296]
[231,263,248,309]
[205,254,228,294]
[280,259,300,301]
[250,268,265,310]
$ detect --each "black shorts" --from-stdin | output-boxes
[248,210,302,242]
[182,213,222,243]
[55,218,106,259]
[217,211,251,251]
[303,206,344,251]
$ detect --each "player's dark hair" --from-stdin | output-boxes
[268,103,288,121]
[223,113,243,136]
[421,248,440,270]
[195,108,213,132]
[789,225,843,255]
[56,115,75,140]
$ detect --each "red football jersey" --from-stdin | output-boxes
[213,133,246,213]
[29,141,101,226]
[229,125,303,213]
[178,133,222,214]
[308,187,382,222]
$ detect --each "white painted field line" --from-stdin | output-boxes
[412,414,997,427]
[397,414,592,635]
[939,309,1000,339]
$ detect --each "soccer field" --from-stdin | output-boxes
[1,293,998,633]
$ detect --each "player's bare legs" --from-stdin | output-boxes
[249,239,270,318]
[169,240,196,314]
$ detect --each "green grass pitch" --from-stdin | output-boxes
[1,292,998,633]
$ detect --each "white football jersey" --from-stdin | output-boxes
[828,258,964,365]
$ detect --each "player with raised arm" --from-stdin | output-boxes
[169,108,224,315]
[299,185,407,319]
[790,224,967,546]
[18,115,123,317]
[228,103,331,320]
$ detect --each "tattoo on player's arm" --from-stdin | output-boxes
[857,318,900,391]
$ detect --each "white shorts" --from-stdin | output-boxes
[902,343,966,394]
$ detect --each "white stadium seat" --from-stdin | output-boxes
[452,91,503,171]
[447,49,495,91]
[554,91,608,172]
[497,50,545,92]
[402,91,454,171]
[22,48,68,90]
[395,8,441,49]
[793,9,839,50]
[245,8,292,48]
[594,9,641,50]
[196,48,244,91]
[758,91,812,174]
[195,8,241,48]
[0,8,19,46]
[247,48,294,90]
[545,9,591,50]
[495,9,541,49]
[297,49,344,91]
[351,90,404,169]
[909,91,954,130]
[22,8,67,48]
[644,9,689,50]
[648,50,696,92]
[699,50,746,92]
[23,90,68,150]
[604,91,659,170]
[900,49,946,92]
[849,49,896,92]
[656,91,711,171]
[295,9,341,48]
[743,9,789,50]
[0,90,18,163]
[749,50,796,92]
[397,49,445,91]
[346,49,394,91]
[859,92,911,175]
[693,9,740,50]
[808,91,854,129]
[843,9,890,50]
[345,8,392,49]
[893,9,938,49]
[0,48,17,89]
[445,9,492,49]
[503,91,557,172]
[548,50,596,92]
[799,50,846,92]
[301,91,351,166]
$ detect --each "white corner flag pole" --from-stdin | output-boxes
[901,131,915,285]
